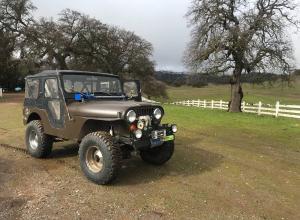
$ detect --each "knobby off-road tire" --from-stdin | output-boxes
[25,120,53,158]
[140,141,174,165]
[79,132,122,185]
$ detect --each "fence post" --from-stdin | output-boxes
[220,100,223,109]
[242,101,246,112]
[275,101,280,118]
[0,88,2,98]
[204,100,206,108]
[198,99,200,107]
[258,101,262,115]
[211,100,214,109]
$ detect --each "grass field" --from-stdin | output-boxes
[0,96,299,219]
[160,76,300,105]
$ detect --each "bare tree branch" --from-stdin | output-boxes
[185,0,299,112]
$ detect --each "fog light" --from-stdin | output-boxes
[135,129,143,139]
[171,125,178,133]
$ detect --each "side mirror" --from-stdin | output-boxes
[123,80,142,101]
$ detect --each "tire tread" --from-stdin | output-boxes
[79,131,121,184]
[26,120,53,158]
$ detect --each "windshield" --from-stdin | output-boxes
[62,74,123,96]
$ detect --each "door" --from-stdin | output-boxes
[44,78,65,128]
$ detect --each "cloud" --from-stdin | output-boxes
[32,0,300,71]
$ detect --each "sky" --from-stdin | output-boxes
[31,0,300,72]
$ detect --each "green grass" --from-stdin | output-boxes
[0,102,299,219]
[163,105,300,152]
[159,77,300,105]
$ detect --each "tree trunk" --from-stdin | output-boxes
[229,67,243,112]
[229,82,243,112]
[58,57,68,70]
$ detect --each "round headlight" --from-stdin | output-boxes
[135,129,143,139]
[153,108,162,120]
[126,110,136,123]
[172,125,178,133]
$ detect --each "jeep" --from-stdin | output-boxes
[23,70,177,185]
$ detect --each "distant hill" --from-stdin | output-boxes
[155,71,297,88]
[154,71,188,87]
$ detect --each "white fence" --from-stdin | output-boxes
[0,88,2,98]
[172,100,229,110]
[171,100,300,119]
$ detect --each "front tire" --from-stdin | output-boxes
[140,141,174,165]
[25,120,53,158]
[79,132,121,185]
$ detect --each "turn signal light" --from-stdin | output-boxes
[129,123,137,131]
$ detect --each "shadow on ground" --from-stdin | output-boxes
[115,136,223,186]
[2,135,223,186]
[49,143,79,159]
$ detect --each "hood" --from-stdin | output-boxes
[67,100,160,120]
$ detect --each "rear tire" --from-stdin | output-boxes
[25,120,53,158]
[140,141,174,165]
[79,132,121,185]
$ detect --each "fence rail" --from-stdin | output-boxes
[170,100,300,120]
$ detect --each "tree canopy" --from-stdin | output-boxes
[185,0,298,111]
[0,0,166,98]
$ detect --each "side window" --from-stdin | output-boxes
[25,79,39,99]
[123,81,138,97]
[45,78,59,98]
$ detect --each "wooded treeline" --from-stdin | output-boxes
[155,71,296,88]
[0,0,167,98]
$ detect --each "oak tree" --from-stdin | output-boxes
[185,0,298,112]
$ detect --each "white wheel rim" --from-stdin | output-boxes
[29,130,39,150]
[86,146,104,173]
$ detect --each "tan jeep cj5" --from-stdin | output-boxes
[23,70,177,185]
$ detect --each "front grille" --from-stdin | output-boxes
[135,107,155,116]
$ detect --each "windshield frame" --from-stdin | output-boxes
[60,72,125,99]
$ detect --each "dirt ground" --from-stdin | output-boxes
[0,94,299,220]
[0,93,24,104]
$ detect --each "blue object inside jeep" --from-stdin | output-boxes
[74,92,96,101]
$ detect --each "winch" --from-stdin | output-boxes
[137,115,151,130]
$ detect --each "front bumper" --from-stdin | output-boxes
[132,124,176,150]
